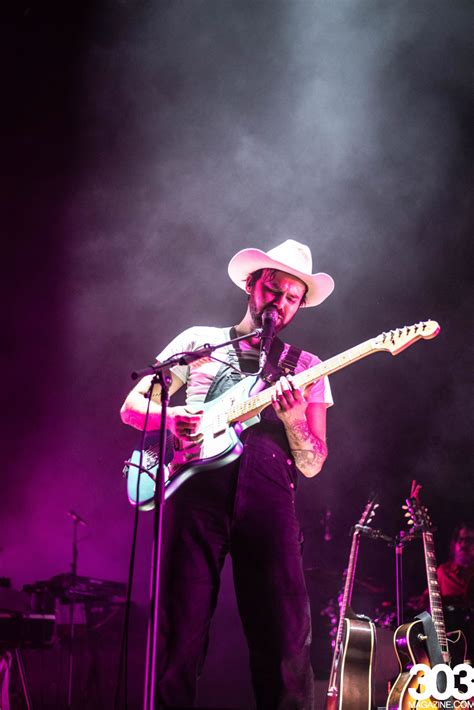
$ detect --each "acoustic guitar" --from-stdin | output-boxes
[325,496,378,710]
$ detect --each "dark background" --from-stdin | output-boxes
[2,1,473,707]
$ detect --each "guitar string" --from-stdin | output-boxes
[422,529,449,654]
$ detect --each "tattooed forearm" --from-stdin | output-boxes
[287,419,319,444]
[291,449,326,471]
[285,419,328,477]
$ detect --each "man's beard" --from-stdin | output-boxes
[248,297,284,333]
[248,297,263,327]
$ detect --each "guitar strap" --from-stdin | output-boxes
[204,329,303,404]
[203,329,242,404]
[416,611,444,667]
[263,342,302,383]
[416,611,449,694]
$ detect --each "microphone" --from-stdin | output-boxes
[258,306,278,371]
[68,510,89,527]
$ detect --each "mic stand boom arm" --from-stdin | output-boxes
[131,328,263,381]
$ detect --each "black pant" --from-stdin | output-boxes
[156,436,314,709]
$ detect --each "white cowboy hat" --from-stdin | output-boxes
[228,239,334,307]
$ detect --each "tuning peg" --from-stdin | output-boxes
[407,519,414,526]
[402,505,408,510]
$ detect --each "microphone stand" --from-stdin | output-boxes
[139,328,262,710]
[67,515,79,709]
[143,368,168,710]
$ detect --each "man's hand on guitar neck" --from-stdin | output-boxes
[271,375,328,478]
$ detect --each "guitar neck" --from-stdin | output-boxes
[423,531,449,662]
[228,337,376,423]
[327,529,362,690]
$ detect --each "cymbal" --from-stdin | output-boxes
[304,567,386,594]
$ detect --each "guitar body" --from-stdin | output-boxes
[387,619,437,709]
[326,613,376,710]
[386,619,465,710]
[125,375,264,509]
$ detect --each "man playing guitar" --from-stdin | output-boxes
[120,239,334,709]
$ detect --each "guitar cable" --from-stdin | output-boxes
[114,378,155,710]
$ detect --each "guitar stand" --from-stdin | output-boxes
[356,525,419,626]
[394,530,418,626]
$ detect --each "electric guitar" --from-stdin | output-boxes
[325,496,379,710]
[386,482,465,709]
[124,320,440,509]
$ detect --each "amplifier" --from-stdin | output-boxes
[0,612,55,649]
[47,573,127,603]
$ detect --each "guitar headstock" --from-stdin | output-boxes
[373,320,440,356]
[357,494,379,528]
[403,480,434,534]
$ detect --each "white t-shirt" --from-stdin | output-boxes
[156,326,334,408]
